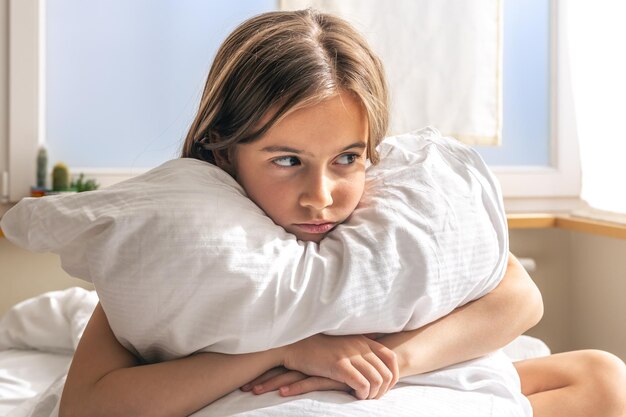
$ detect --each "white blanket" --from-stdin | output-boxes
[0,289,93,417]
[0,351,71,417]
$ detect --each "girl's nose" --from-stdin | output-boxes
[299,173,334,210]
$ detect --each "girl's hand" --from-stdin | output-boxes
[241,366,352,397]
[279,334,399,400]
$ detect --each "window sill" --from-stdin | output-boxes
[508,212,626,240]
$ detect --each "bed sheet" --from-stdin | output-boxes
[0,350,71,417]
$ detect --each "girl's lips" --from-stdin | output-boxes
[294,222,336,234]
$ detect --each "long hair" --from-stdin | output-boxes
[181,8,388,164]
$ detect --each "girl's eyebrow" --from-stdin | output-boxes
[340,142,367,152]
[261,141,367,155]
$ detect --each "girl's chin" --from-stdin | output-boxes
[297,234,325,244]
[289,230,327,244]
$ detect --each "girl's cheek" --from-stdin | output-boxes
[258,183,297,220]
[345,175,366,200]
[336,183,365,214]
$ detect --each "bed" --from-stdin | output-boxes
[0,287,551,417]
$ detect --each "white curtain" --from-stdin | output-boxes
[279,0,502,146]
[568,1,626,215]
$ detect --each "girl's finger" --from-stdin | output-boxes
[252,371,307,395]
[241,366,290,391]
[279,377,351,397]
[371,357,394,399]
[365,350,396,399]
[366,340,400,396]
[333,361,370,400]
[353,356,385,399]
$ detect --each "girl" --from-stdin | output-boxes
[59,9,626,417]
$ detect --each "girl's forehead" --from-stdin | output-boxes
[249,92,368,153]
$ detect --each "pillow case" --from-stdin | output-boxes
[1,127,508,362]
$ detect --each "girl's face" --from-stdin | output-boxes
[222,91,368,243]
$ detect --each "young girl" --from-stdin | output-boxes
[59,9,626,417]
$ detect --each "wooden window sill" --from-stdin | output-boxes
[508,213,626,240]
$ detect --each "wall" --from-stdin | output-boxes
[0,237,93,316]
[509,228,572,354]
[569,233,626,358]
[510,228,626,361]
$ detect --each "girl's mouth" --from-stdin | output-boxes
[294,222,336,234]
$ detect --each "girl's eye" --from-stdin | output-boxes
[336,153,359,165]
[273,156,301,167]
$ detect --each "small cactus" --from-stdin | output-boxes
[36,147,47,188]
[52,163,70,191]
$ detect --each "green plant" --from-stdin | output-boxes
[71,173,99,192]
[36,147,48,188]
[52,163,70,191]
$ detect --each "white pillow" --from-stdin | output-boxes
[0,127,508,362]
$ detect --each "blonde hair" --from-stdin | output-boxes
[181,8,388,164]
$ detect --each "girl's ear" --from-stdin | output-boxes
[213,149,236,177]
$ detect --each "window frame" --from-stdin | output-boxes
[0,1,8,203]
[8,0,41,202]
[8,0,582,209]
[493,0,582,212]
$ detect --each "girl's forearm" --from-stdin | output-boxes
[63,349,282,417]
[378,299,519,377]
[60,304,285,417]
[377,253,543,377]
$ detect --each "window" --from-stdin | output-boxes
[476,0,581,211]
[6,0,276,199]
[6,0,580,211]
[45,1,274,169]
[475,0,551,167]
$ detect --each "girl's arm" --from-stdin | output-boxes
[377,252,544,376]
[59,303,283,417]
[246,252,543,395]
[60,303,397,417]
